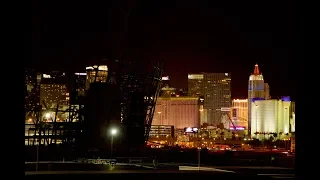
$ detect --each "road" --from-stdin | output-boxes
[25,162,295,179]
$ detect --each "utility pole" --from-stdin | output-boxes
[198,148,201,171]
[36,140,39,171]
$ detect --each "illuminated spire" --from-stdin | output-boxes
[253,64,260,74]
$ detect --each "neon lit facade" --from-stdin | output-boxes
[251,99,291,140]
[248,64,265,135]
[231,99,248,129]
[152,97,200,129]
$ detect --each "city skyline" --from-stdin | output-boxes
[26,63,294,101]
[25,1,301,175]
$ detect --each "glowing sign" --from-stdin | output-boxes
[184,127,198,133]
[233,99,248,102]
[230,126,245,130]
[188,74,204,80]
[75,73,87,76]
[162,76,170,80]
[42,74,51,78]
[221,107,231,111]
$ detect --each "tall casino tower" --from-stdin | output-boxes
[248,64,265,136]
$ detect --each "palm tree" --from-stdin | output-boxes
[279,132,283,140]
[220,132,224,144]
[273,133,278,140]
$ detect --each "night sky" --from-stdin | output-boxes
[31,0,300,100]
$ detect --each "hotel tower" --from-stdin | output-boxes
[248,64,265,136]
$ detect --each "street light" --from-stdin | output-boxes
[110,128,117,159]
[45,113,51,119]
[111,129,117,136]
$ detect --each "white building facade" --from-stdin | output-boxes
[251,98,291,140]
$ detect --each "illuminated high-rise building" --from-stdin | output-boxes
[161,76,171,88]
[74,73,86,97]
[152,97,200,129]
[40,84,68,108]
[188,74,203,97]
[251,97,291,140]
[264,83,270,100]
[188,73,231,126]
[231,99,248,129]
[85,65,108,90]
[69,72,87,105]
[248,64,265,135]
[40,71,68,109]
[25,69,40,109]
[160,76,176,97]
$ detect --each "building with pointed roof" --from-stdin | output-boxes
[248,64,266,136]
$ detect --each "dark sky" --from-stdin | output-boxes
[30,0,300,100]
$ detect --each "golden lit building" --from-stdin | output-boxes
[40,84,68,108]
[39,71,68,109]
[188,73,231,126]
[231,99,248,129]
[251,97,291,140]
[152,97,200,129]
[85,65,108,90]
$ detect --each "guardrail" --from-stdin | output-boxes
[179,166,235,173]
[25,157,149,165]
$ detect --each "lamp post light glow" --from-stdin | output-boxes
[111,129,117,135]
[45,113,51,119]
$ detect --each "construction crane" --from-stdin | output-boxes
[218,112,236,130]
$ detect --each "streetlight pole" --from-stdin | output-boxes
[110,129,117,159]
[111,135,114,158]
[198,148,201,171]
[36,140,39,171]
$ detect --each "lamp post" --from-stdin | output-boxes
[198,148,201,171]
[110,128,117,159]
[36,138,39,171]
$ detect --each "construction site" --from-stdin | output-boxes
[25,59,164,161]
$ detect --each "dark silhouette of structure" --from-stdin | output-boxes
[82,59,164,156]
[24,60,163,159]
